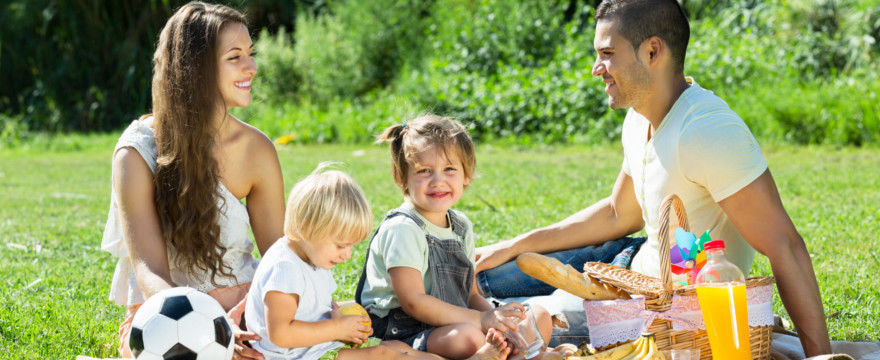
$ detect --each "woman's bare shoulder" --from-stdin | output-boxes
[224,117,280,174]
[112,147,154,195]
[235,119,277,158]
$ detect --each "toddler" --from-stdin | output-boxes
[355,115,553,360]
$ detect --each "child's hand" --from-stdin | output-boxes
[480,302,525,333]
[333,315,372,345]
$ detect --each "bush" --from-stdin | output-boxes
[292,13,366,103]
[402,23,622,144]
[4,0,879,146]
[337,0,433,91]
[679,0,880,145]
[242,0,879,146]
[430,0,573,74]
[236,92,422,143]
[1,113,30,149]
[252,28,301,104]
[685,2,781,90]
[261,0,432,105]
[728,73,880,145]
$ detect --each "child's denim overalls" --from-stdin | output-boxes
[355,208,472,351]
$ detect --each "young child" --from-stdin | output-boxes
[355,115,554,360]
[244,163,511,360]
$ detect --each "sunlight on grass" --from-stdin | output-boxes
[0,142,877,358]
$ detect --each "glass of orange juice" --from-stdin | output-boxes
[696,283,750,359]
[694,240,751,360]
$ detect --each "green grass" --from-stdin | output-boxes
[0,140,878,359]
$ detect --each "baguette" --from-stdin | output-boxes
[515,252,630,300]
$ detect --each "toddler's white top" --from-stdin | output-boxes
[101,118,259,305]
[245,239,343,360]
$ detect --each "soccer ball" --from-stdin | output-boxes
[129,287,234,360]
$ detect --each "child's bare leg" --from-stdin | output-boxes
[336,342,426,360]
[425,323,485,359]
[531,304,553,350]
[365,330,511,360]
[465,328,511,360]
[381,340,446,360]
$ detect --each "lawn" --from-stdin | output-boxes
[0,139,878,359]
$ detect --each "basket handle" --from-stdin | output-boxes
[657,194,690,300]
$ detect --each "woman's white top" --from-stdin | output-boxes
[101,118,259,305]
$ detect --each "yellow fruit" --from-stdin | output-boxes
[338,302,368,317]
[621,336,647,360]
[338,302,371,331]
[630,333,660,360]
[643,336,665,360]
[579,340,636,360]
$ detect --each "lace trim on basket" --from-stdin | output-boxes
[589,318,650,348]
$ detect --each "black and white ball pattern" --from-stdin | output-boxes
[129,287,234,360]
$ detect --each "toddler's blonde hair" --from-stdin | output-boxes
[376,114,476,193]
[284,162,372,244]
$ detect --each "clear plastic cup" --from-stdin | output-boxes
[502,304,544,359]
[661,349,700,360]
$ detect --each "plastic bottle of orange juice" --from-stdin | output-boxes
[694,240,751,360]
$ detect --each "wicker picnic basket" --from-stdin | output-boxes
[583,194,775,359]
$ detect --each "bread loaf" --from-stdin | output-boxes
[515,252,630,300]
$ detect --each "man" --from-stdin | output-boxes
[474,0,832,356]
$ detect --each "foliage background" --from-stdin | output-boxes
[1,1,879,358]
[2,0,879,146]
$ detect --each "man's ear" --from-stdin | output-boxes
[641,36,664,66]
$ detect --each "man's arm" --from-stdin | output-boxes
[718,169,831,357]
[475,169,645,273]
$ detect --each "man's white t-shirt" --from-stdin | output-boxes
[624,78,768,278]
[359,200,475,318]
[244,239,343,360]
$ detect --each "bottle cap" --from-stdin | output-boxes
[703,240,725,251]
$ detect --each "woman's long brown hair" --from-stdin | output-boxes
[151,2,245,286]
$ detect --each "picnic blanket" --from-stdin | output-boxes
[771,331,880,360]
[77,334,880,360]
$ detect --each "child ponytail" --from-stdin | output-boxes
[376,123,405,144]
[377,123,408,192]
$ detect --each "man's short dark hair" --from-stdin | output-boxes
[596,0,690,74]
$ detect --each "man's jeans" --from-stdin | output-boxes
[477,236,646,346]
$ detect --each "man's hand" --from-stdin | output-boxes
[477,170,643,276]
[475,240,517,274]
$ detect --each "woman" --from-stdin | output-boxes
[101,2,283,359]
